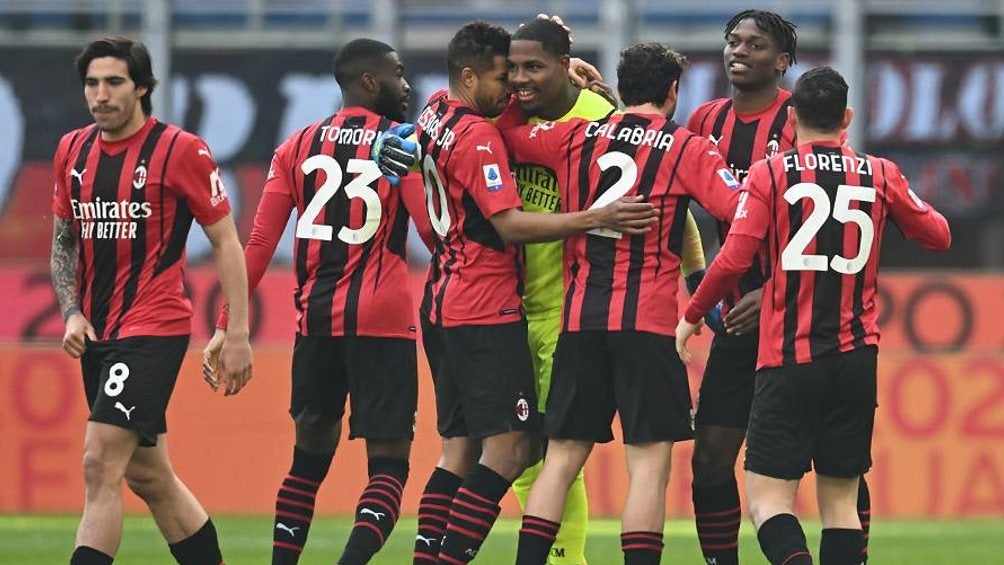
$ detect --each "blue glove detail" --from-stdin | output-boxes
[685,269,725,335]
[372,123,418,186]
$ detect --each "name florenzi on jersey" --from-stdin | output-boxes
[585,121,674,151]
[783,152,872,176]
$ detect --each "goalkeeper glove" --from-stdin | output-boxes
[685,269,725,335]
[372,123,418,186]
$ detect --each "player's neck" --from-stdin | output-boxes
[534,85,579,121]
[731,85,780,115]
[623,103,666,117]
[448,87,479,114]
[796,126,842,145]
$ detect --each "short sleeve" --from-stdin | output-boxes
[51,132,75,220]
[166,134,231,226]
[451,122,521,218]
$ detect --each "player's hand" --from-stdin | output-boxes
[217,332,252,396]
[62,311,97,359]
[596,195,657,234]
[586,79,618,107]
[675,317,703,364]
[568,58,602,88]
[372,123,419,186]
[201,328,226,391]
[724,287,762,336]
[684,270,726,335]
[531,13,574,43]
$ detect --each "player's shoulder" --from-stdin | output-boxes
[686,97,731,130]
[169,124,212,157]
[55,124,99,160]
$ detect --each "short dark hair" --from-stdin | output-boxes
[333,38,396,89]
[511,18,571,58]
[617,42,687,107]
[447,21,511,83]
[725,9,798,70]
[75,37,157,116]
[792,66,848,131]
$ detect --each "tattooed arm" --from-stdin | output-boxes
[50,217,95,358]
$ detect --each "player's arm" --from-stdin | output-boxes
[490,195,656,244]
[884,161,951,251]
[678,211,726,334]
[399,174,436,252]
[202,216,253,396]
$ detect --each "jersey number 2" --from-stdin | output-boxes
[781,182,876,274]
[587,151,638,239]
[296,155,382,244]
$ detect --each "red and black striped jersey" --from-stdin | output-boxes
[52,118,231,340]
[686,140,952,368]
[501,113,741,337]
[416,95,524,327]
[244,107,421,338]
[687,89,795,309]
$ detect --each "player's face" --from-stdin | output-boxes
[723,18,789,92]
[508,40,567,118]
[473,55,512,118]
[84,56,147,139]
[373,51,412,122]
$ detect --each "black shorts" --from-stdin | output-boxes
[81,335,189,447]
[291,334,418,440]
[545,331,693,444]
[425,320,539,440]
[744,346,878,480]
[694,332,758,429]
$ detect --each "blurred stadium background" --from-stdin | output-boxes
[0,0,1002,562]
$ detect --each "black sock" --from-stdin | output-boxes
[273,447,334,565]
[820,528,864,565]
[692,478,741,565]
[338,457,409,565]
[413,467,463,564]
[621,531,664,565]
[70,546,113,565]
[858,477,871,563]
[168,518,223,565]
[515,515,561,565]
[436,464,510,564]
[757,514,813,565]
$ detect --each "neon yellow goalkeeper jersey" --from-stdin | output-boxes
[514,89,614,316]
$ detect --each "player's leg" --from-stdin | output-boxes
[338,337,417,565]
[436,322,538,564]
[124,435,221,565]
[744,360,823,565]
[858,475,871,562]
[272,335,347,564]
[72,422,141,564]
[611,331,693,564]
[691,332,757,565]
[414,318,478,564]
[816,475,863,564]
[514,312,589,565]
[517,439,593,565]
[814,346,877,565]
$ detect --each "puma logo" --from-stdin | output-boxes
[70,168,86,184]
[416,534,436,546]
[275,523,299,537]
[476,142,493,155]
[360,508,385,521]
[197,148,212,158]
[113,402,135,421]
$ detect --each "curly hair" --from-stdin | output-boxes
[617,42,687,107]
[447,21,511,83]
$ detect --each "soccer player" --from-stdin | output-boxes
[684,11,870,563]
[408,22,658,565]
[677,66,951,565]
[501,43,742,565]
[202,39,430,565]
[506,18,709,565]
[51,37,252,565]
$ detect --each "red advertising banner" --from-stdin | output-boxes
[0,267,1001,518]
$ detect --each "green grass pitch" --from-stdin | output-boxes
[2,515,1001,563]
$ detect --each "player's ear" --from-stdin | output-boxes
[663,79,679,108]
[559,54,570,71]
[360,71,378,93]
[461,66,478,89]
[776,52,791,76]
[841,107,854,130]
[787,106,798,130]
